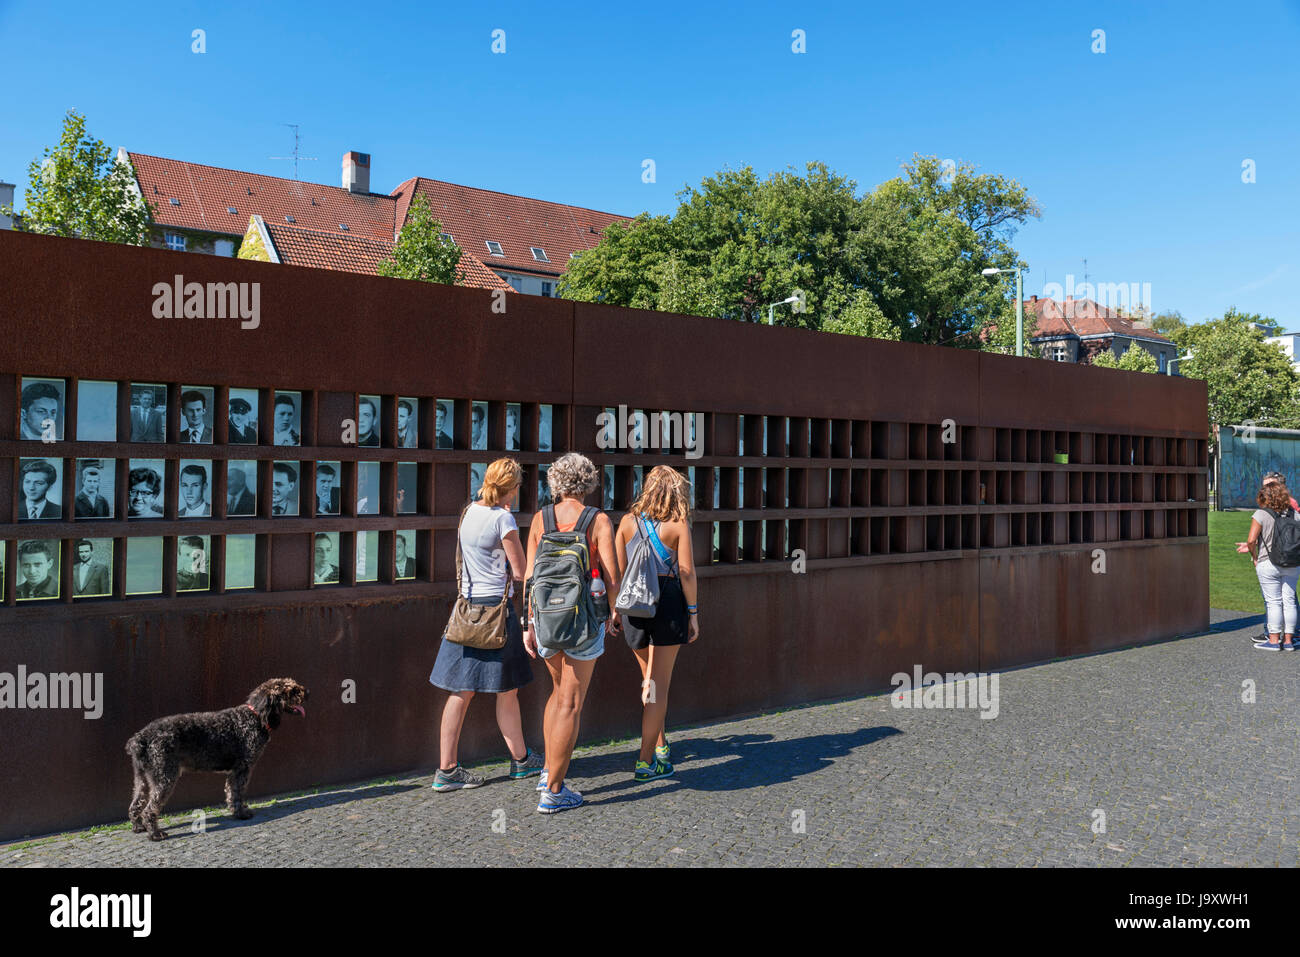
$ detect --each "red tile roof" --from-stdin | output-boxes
[391,176,630,277]
[1025,298,1173,343]
[259,218,512,291]
[128,152,398,241]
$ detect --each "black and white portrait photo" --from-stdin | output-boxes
[16,539,60,601]
[471,401,487,451]
[356,461,379,515]
[178,460,212,517]
[227,461,257,516]
[506,403,521,451]
[271,461,299,516]
[470,462,486,501]
[76,380,117,441]
[397,398,418,449]
[177,535,211,592]
[273,391,301,446]
[395,531,416,580]
[129,384,167,443]
[72,538,112,599]
[603,465,615,511]
[539,404,553,452]
[539,464,552,508]
[179,387,214,444]
[74,458,114,518]
[127,460,165,518]
[20,377,65,443]
[228,388,259,444]
[18,457,62,520]
[314,532,340,584]
[358,395,380,447]
[315,462,341,516]
[435,400,453,449]
[397,462,417,514]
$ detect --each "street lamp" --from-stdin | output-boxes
[981,266,1026,357]
[1167,349,1195,376]
[765,294,801,325]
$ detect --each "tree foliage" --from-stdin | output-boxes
[559,155,1039,347]
[1091,340,1159,373]
[377,193,463,285]
[6,109,152,244]
[1169,308,1300,430]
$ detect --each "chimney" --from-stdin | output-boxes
[0,181,14,230]
[1030,295,1038,302]
[342,151,370,194]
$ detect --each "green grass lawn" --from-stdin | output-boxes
[1208,510,1263,613]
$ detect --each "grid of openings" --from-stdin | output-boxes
[583,411,1209,567]
[1,377,565,604]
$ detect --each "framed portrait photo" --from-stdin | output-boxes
[19,376,65,442]
[177,535,211,592]
[313,531,341,585]
[18,457,63,521]
[470,401,488,451]
[129,383,167,443]
[271,461,300,517]
[178,386,214,445]
[228,387,259,445]
[127,459,166,518]
[397,398,418,449]
[227,460,258,516]
[394,530,417,580]
[273,391,301,447]
[435,399,453,449]
[15,539,60,601]
[358,395,380,448]
[72,538,113,599]
[178,460,212,517]
[75,458,115,519]
[315,461,341,516]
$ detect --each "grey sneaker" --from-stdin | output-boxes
[537,769,549,791]
[431,765,485,791]
[509,747,545,779]
[537,784,583,814]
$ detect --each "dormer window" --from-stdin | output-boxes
[340,224,350,231]
[168,197,181,206]
[441,232,455,244]
[485,240,504,256]
[285,215,295,223]
[531,247,550,262]
[227,206,238,215]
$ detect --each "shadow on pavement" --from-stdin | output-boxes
[572,725,901,805]
[152,781,421,841]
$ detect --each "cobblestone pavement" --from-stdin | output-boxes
[5,610,1296,867]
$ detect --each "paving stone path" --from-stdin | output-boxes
[5,609,1295,867]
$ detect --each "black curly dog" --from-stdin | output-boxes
[126,678,309,841]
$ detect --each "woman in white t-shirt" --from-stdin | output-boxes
[1245,481,1300,651]
[429,458,545,790]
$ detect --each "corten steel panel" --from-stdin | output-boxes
[977,351,1209,438]
[0,231,1211,839]
[977,542,1208,670]
[0,231,575,403]
[571,302,982,423]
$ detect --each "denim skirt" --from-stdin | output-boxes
[429,597,534,693]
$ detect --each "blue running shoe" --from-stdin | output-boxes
[537,769,548,791]
[537,784,583,814]
[634,758,674,782]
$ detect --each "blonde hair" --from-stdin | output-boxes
[631,465,692,523]
[480,457,521,507]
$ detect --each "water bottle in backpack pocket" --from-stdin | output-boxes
[530,505,600,650]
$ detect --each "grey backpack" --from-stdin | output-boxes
[530,505,599,650]
[614,515,672,617]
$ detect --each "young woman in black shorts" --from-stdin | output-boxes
[614,465,699,781]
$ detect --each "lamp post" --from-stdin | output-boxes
[765,294,801,325]
[981,266,1026,357]
[1168,349,1195,376]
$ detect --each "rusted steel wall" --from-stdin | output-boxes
[0,232,1208,839]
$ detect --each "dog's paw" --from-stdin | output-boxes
[131,821,146,833]
[147,830,168,842]
[234,806,255,820]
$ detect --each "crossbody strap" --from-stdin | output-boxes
[639,515,677,573]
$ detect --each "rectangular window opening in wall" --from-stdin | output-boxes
[164,232,187,252]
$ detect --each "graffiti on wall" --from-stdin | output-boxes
[1219,431,1300,509]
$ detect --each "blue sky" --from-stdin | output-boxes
[1,0,1297,326]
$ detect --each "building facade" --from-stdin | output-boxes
[1026,296,1177,371]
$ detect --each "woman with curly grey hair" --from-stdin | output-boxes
[522,452,620,813]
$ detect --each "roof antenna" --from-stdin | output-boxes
[269,124,318,180]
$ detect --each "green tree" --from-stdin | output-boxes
[1149,309,1186,337]
[560,155,1037,347]
[1091,340,1159,372]
[5,109,152,244]
[377,193,462,285]
[821,288,902,340]
[1170,307,1300,432]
